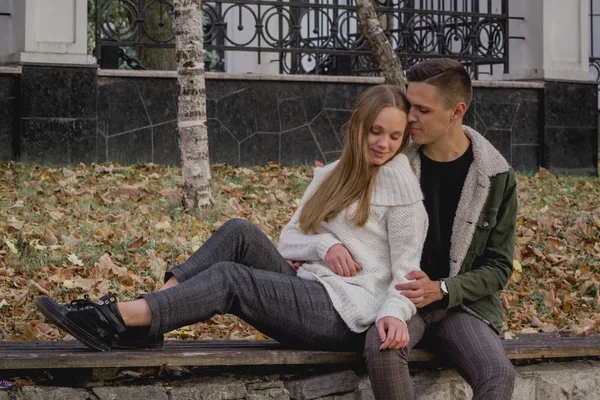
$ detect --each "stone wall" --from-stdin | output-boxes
[96,75,545,171]
[0,70,18,162]
[0,67,598,174]
[1,361,599,400]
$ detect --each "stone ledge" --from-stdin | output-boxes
[96,69,545,88]
[1,361,599,400]
[0,66,21,75]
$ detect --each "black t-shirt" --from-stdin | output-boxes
[419,143,474,282]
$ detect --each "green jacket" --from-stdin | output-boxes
[404,126,517,333]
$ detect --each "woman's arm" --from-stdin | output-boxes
[277,167,343,262]
[376,202,428,324]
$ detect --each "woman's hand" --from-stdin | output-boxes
[325,244,361,277]
[376,317,409,350]
[286,259,303,270]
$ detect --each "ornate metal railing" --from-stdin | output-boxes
[95,0,509,78]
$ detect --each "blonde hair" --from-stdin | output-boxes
[299,84,410,233]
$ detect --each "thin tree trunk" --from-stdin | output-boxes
[355,0,406,90]
[175,0,213,211]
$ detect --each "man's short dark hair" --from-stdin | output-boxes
[406,58,472,109]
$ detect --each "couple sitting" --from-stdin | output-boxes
[36,59,517,400]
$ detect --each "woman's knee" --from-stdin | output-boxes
[222,218,257,235]
[211,261,247,280]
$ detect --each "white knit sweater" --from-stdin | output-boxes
[278,154,428,333]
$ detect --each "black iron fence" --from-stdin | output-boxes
[95,0,509,78]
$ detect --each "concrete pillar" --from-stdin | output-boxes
[0,0,93,65]
[506,0,593,81]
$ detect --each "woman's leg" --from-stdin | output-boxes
[164,218,296,285]
[139,261,364,351]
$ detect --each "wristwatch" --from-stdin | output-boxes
[440,280,449,297]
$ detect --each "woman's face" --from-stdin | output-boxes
[366,106,407,166]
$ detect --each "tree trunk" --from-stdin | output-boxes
[140,0,177,71]
[355,0,406,90]
[175,0,213,211]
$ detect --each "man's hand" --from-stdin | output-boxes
[396,270,443,308]
[285,259,303,270]
[325,244,361,277]
[376,317,409,350]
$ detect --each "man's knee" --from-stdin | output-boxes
[479,354,516,387]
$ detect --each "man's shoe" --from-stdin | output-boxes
[36,294,126,352]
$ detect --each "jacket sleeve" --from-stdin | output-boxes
[277,168,342,262]
[376,202,428,324]
[444,171,517,308]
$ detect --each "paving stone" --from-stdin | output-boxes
[315,392,358,399]
[512,373,536,400]
[415,381,453,400]
[355,388,375,400]
[452,380,473,399]
[284,371,357,400]
[11,387,92,400]
[170,380,247,400]
[245,387,290,400]
[92,386,168,400]
[247,381,285,391]
[532,361,600,400]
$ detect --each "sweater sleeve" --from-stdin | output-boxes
[376,202,428,324]
[278,166,343,261]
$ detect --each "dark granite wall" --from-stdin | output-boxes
[0,74,18,162]
[543,82,598,175]
[465,88,543,172]
[0,66,597,175]
[20,66,98,164]
[97,77,359,166]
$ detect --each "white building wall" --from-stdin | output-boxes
[0,0,92,65]
[505,0,593,81]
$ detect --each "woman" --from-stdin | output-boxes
[36,84,428,354]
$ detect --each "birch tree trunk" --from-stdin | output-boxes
[175,0,213,211]
[355,0,406,90]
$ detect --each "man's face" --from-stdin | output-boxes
[406,82,454,146]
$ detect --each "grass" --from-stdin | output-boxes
[0,161,598,341]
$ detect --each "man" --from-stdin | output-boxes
[363,58,517,399]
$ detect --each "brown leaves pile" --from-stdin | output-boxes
[503,168,600,336]
[0,161,309,342]
[0,162,598,342]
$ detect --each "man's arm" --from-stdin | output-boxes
[444,172,517,308]
[398,172,517,308]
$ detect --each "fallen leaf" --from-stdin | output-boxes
[4,238,18,254]
[155,219,171,231]
[44,229,59,246]
[7,218,24,231]
[67,253,84,267]
[229,198,243,213]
